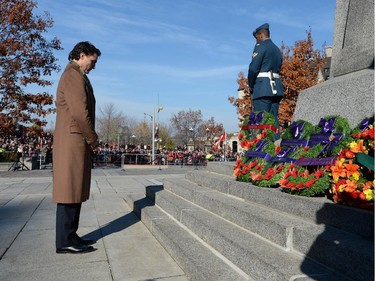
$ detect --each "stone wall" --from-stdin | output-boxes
[293,0,374,127]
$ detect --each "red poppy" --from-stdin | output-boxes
[233,168,241,177]
[276,165,284,173]
[306,179,316,188]
[368,127,374,138]
[295,183,305,189]
[315,170,325,179]
[291,169,299,177]
[286,182,295,188]
[250,172,263,181]
[279,178,289,186]
[249,160,258,168]
[284,171,292,178]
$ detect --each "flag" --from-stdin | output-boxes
[214,131,226,150]
[154,123,159,139]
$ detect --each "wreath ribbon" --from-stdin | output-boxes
[241,124,278,133]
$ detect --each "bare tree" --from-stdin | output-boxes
[134,121,151,148]
[170,109,203,147]
[96,103,125,145]
[121,115,138,147]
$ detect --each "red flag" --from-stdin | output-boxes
[214,131,226,149]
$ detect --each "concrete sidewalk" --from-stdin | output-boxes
[0,166,193,281]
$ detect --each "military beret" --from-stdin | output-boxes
[253,23,269,38]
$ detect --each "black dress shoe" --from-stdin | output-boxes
[56,243,96,254]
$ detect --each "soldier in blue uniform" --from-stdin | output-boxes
[248,23,283,139]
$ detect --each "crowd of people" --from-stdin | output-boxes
[92,144,239,167]
[0,132,53,163]
[0,132,239,167]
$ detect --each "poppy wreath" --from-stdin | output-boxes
[279,116,354,197]
[317,115,353,157]
[279,164,331,196]
[277,142,332,197]
[273,120,325,193]
[238,111,277,148]
[251,161,293,187]
[235,111,278,184]
[234,114,374,210]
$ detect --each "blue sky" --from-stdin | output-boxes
[35,0,336,133]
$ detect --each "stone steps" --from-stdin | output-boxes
[126,163,374,281]
[189,163,373,239]
[126,193,251,281]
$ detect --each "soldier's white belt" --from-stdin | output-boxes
[257,72,279,78]
[257,72,278,95]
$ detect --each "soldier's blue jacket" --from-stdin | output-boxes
[247,38,284,99]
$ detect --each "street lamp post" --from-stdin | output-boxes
[205,127,210,152]
[187,127,195,152]
[144,105,163,165]
[144,112,154,164]
[117,128,122,149]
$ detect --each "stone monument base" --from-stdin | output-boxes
[292,68,374,127]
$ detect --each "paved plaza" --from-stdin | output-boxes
[0,166,196,281]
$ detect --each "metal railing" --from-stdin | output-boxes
[118,153,209,167]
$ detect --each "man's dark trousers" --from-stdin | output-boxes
[56,203,82,248]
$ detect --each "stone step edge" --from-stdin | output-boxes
[185,170,374,239]
[160,179,373,281]
[163,176,305,250]
[163,177,373,251]
[151,188,350,281]
[125,193,253,281]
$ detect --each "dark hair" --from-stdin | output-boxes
[68,41,101,61]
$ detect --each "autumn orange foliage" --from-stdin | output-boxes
[228,72,252,124]
[279,30,326,126]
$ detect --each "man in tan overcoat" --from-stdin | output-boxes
[53,42,101,254]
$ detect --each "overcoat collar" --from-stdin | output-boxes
[68,61,93,93]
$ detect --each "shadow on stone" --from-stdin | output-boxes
[82,185,163,242]
[300,203,374,281]
[82,212,140,242]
